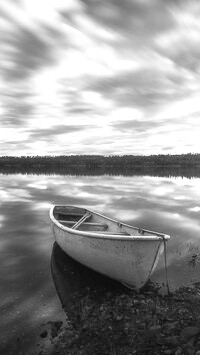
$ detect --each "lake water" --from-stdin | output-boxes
[1,173,200,354]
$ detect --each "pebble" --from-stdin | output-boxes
[138,294,145,299]
[124,315,130,320]
[187,337,195,347]
[40,330,48,338]
[180,326,200,340]
[184,295,200,304]
[82,324,88,331]
[165,321,178,331]
[155,306,162,314]
[101,311,107,318]
[186,349,195,355]
[150,325,161,332]
[162,335,179,346]
[163,350,173,355]
[147,325,161,343]
[178,308,186,315]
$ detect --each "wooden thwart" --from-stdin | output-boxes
[58,220,108,228]
[71,212,92,230]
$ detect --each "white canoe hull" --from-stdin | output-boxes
[50,205,170,289]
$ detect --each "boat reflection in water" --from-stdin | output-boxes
[51,242,125,322]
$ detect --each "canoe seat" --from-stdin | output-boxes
[58,220,108,231]
[58,220,129,235]
[58,220,108,228]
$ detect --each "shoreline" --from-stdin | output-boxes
[38,284,200,355]
[37,244,200,355]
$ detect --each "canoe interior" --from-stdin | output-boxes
[53,206,165,238]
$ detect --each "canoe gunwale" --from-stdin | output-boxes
[49,205,170,241]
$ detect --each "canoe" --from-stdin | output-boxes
[49,205,170,289]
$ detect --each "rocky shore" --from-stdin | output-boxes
[34,244,200,354]
[38,283,200,355]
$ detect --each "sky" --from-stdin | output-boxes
[1,0,200,156]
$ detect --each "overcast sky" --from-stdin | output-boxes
[1,0,200,156]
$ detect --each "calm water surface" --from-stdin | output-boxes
[1,173,200,354]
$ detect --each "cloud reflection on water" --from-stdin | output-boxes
[0,195,64,353]
[1,173,200,352]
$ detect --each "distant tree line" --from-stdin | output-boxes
[0,154,200,178]
[0,153,200,168]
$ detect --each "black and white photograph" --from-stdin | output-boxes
[1,0,200,354]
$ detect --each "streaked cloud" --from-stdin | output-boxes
[1,0,200,155]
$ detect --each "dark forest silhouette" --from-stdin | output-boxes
[0,154,200,178]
